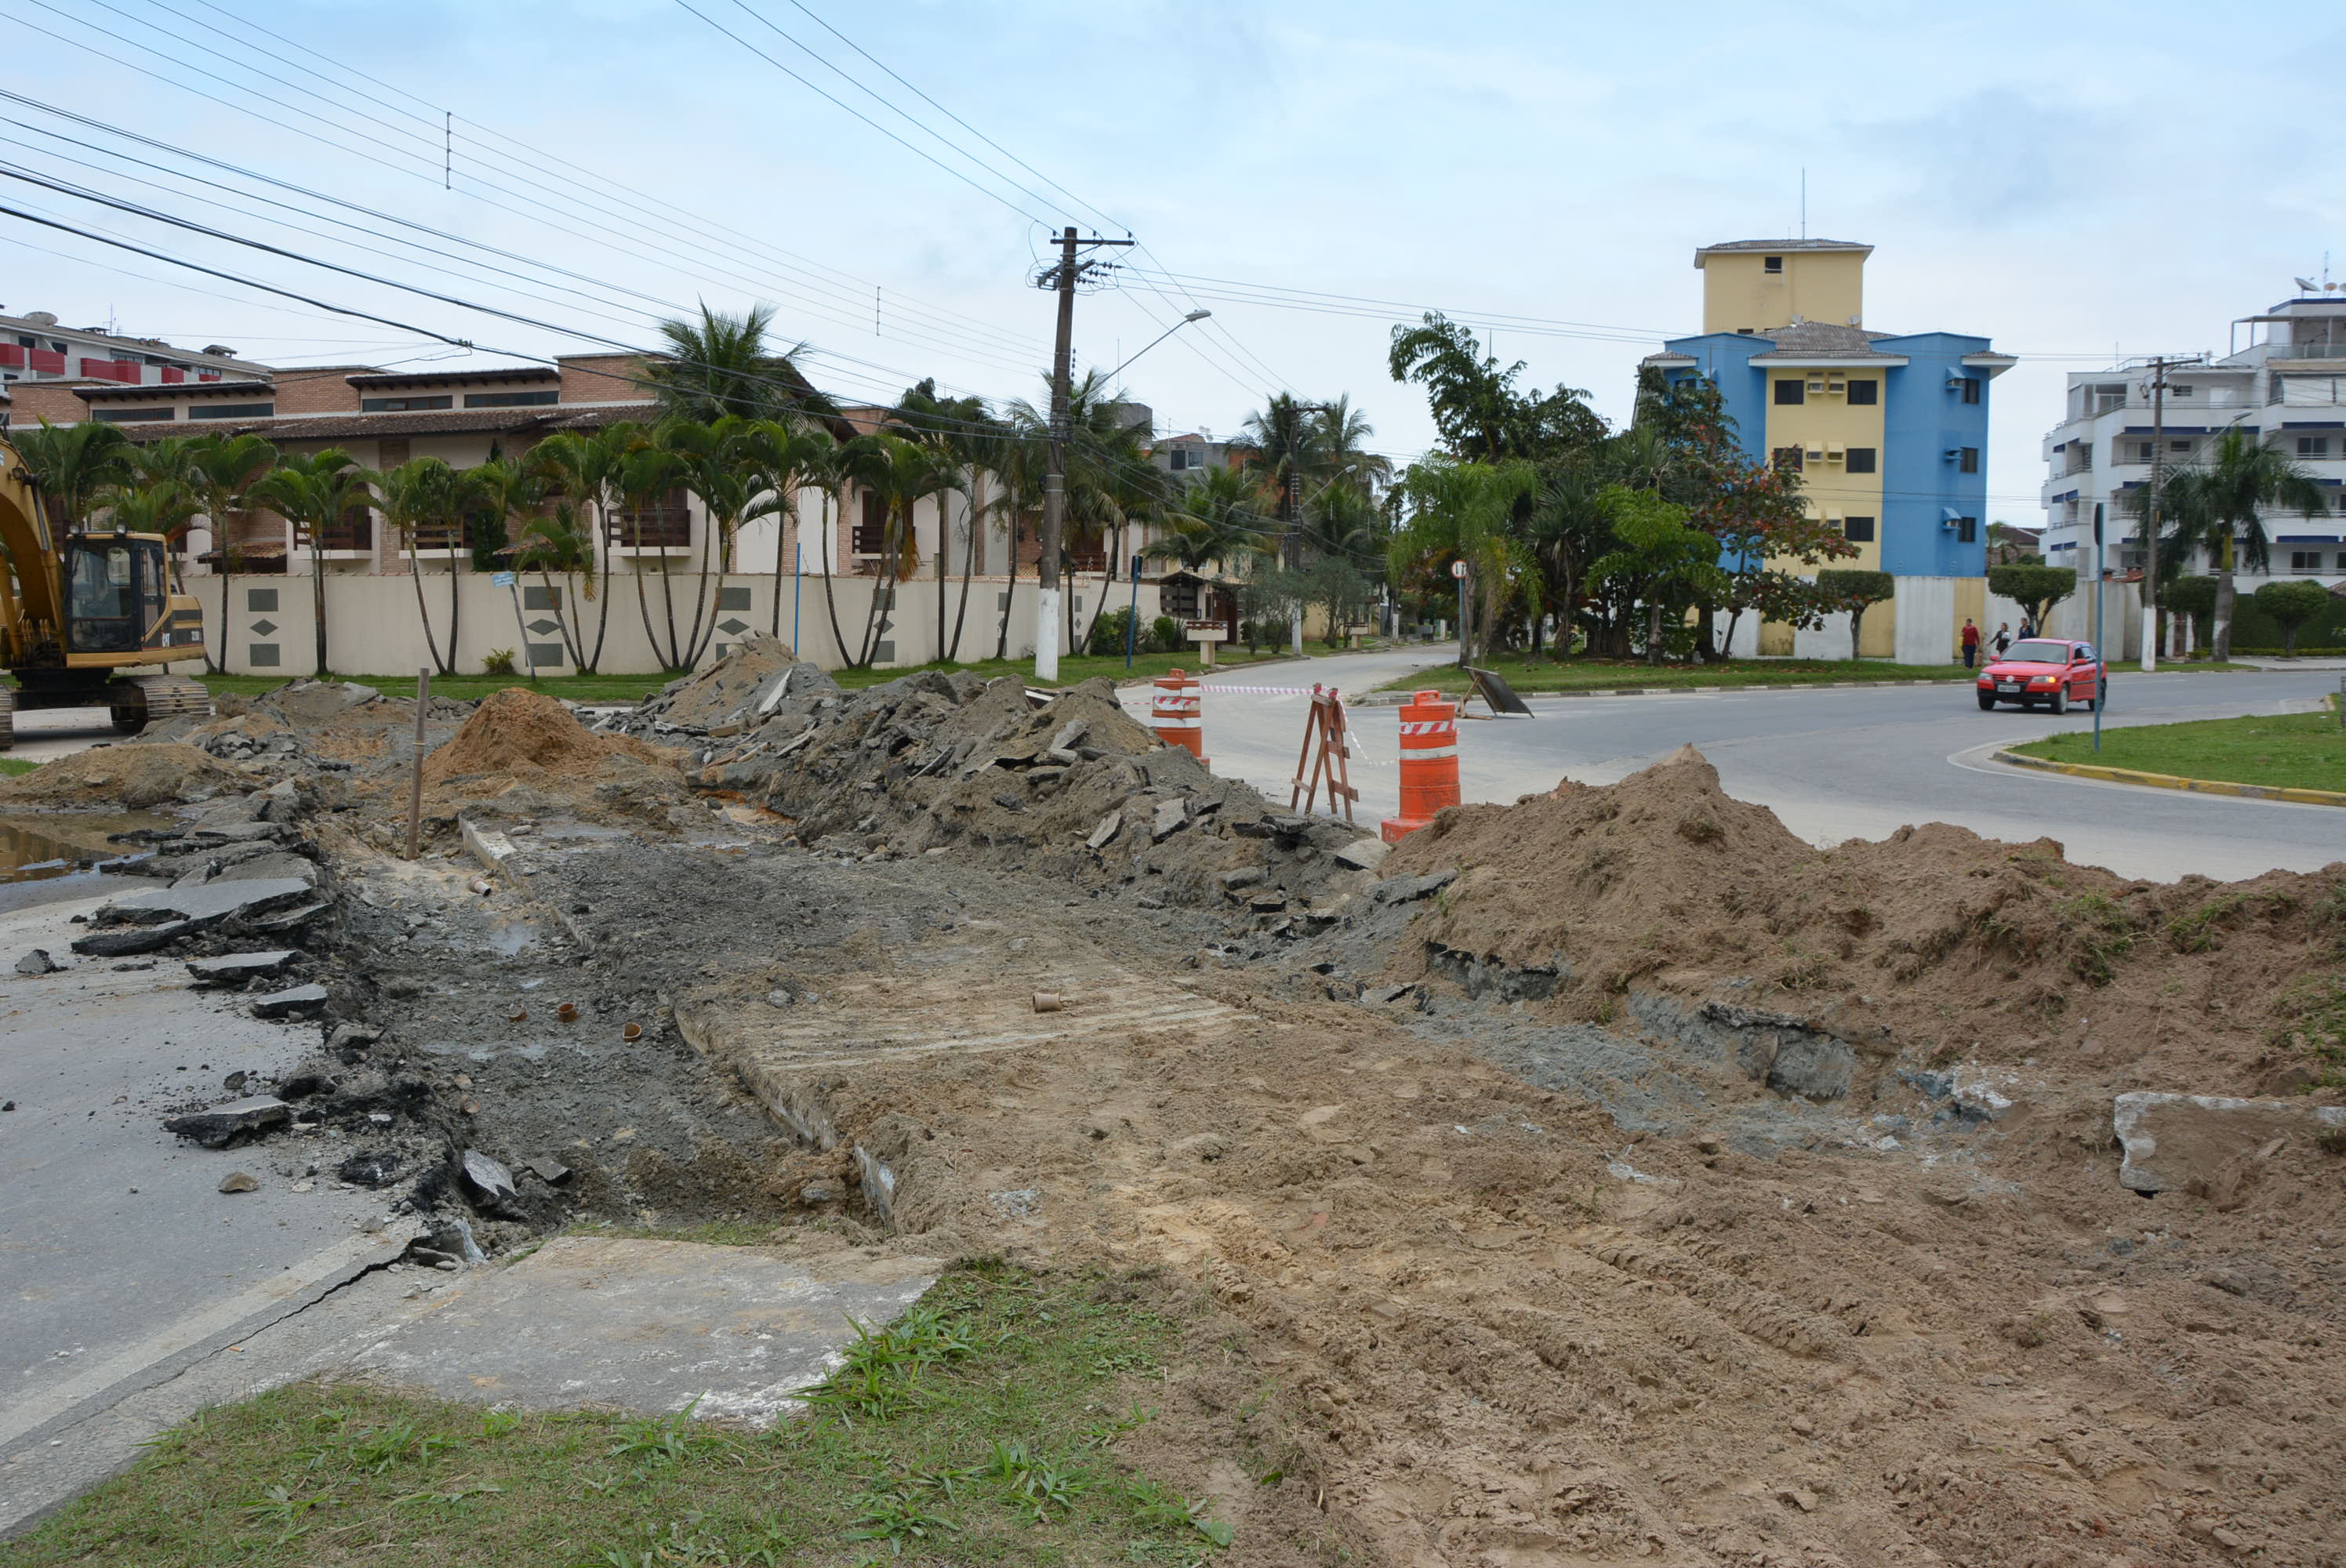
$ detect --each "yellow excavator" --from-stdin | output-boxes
[0,434,211,750]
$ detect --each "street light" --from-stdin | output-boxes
[1106,310,1211,379]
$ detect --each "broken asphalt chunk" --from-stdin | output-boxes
[184,950,298,986]
[165,1095,292,1149]
[93,877,313,931]
[251,982,330,1020]
[71,920,196,957]
[1371,868,1458,905]
[459,1149,521,1211]
[1151,797,1189,841]
[13,948,60,975]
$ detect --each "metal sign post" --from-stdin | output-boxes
[492,569,536,685]
[1451,558,1468,667]
[2092,503,2104,753]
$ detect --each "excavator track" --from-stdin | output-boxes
[107,673,213,735]
[0,684,13,752]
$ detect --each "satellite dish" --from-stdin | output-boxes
[2297,277,2321,292]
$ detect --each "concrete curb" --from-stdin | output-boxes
[1359,677,1966,705]
[1990,748,2346,808]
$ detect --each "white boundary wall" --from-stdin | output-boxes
[189,571,1164,677]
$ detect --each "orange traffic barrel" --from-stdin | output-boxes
[1380,688,1458,843]
[1149,668,1206,765]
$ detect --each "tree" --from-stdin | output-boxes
[1988,563,2077,635]
[2167,575,2217,655]
[2252,579,2331,657]
[182,433,278,673]
[1387,458,1538,663]
[837,431,964,669]
[890,378,993,662]
[1299,556,1376,647]
[1586,485,1729,664]
[12,418,133,531]
[1153,466,1275,573]
[1388,314,1605,463]
[90,477,201,545]
[2159,427,2331,659]
[375,456,467,674]
[464,456,547,670]
[648,303,835,425]
[659,416,794,669]
[525,423,654,673]
[252,448,373,676]
[1816,569,1894,660]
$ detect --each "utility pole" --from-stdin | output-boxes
[1284,401,1331,656]
[2143,357,2170,671]
[1033,225,1132,683]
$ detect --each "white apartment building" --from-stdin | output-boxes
[0,307,273,395]
[2039,291,2346,589]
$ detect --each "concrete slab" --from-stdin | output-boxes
[347,1236,937,1423]
[93,877,312,928]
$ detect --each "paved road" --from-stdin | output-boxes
[1123,649,2346,882]
[2,707,123,766]
[0,894,411,1515]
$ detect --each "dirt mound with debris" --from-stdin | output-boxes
[0,742,255,808]
[1385,746,2346,1101]
[630,644,1383,914]
[630,632,831,733]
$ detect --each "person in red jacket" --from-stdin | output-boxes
[1959,618,1981,669]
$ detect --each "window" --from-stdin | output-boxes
[2291,551,2327,571]
[464,390,558,408]
[92,406,175,423]
[2170,385,2193,397]
[1736,327,1756,335]
[1847,378,1877,405]
[360,395,452,412]
[1843,516,1876,542]
[1763,255,1783,274]
[1845,447,1877,474]
[2170,439,2190,452]
[2300,436,2332,457]
[1959,447,1981,474]
[190,402,274,419]
[1771,446,1803,472]
[1955,517,1978,543]
[1959,377,1982,405]
[2133,441,2155,463]
[1774,378,1804,405]
[852,490,888,554]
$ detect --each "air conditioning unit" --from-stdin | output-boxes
[1806,445,1827,463]
[1943,448,1963,462]
[1807,379,1825,394]
[1825,442,1845,461]
[1825,379,1846,396]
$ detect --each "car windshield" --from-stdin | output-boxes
[2003,640,2072,663]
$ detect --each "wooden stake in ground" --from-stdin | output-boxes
[407,666,430,859]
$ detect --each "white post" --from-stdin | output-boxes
[1034,587,1061,682]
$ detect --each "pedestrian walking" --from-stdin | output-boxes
[1960,618,1981,670]
[1992,622,2012,658]
[2017,615,2036,640]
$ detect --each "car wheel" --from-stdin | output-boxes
[2050,687,2068,716]
[2097,678,2108,710]
[1977,692,1996,710]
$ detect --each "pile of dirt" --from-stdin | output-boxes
[1383,744,2346,1102]
[0,741,255,808]
[423,688,659,786]
[626,644,1384,914]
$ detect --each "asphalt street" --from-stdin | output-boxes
[0,893,412,1523]
[1123,648,2346,883]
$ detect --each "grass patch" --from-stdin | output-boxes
[0,757,38,777]
[2010,710,2346,794]
[2268,975,2346,1090]
[0,1265,1237,1568]
[825,646,1322,692]
[1379,655,2250,697]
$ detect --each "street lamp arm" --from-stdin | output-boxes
[1106,310,1211,379]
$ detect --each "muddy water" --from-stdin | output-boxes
[0,811,170,915]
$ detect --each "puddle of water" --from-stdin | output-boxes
[0,811,172,915]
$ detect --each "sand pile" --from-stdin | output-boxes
[1386,746,2346,1099]
[0,742,255,808]
[423,688,654,785]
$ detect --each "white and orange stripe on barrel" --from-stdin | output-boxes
[1149,668,1207,766]
[1380,688,1459,842]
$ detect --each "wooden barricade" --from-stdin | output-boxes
[1287,683,1358,826]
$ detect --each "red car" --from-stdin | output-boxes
[1977,637,2107,713]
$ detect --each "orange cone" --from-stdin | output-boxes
[1149,668,1205,765]
[1380,688,1459,842]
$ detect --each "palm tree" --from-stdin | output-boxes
[1310,395,1392,502]
[1152,465,1275,573]
[659,416,794,669]
[1387,457,1538,664]
[608,437,690,674]
[890,379,995,663]
[525,423,654,673]
[252,448,373,676]
[746,422,835,649]
[648,303,836,425]
[2160,426,2332,659]
[91,476,202,546]
[987,410,1048,661]
[837,432,964,669]
[182,433,278,673]
[375,456,467,674]
[1237,394,1324,570]
[13,418,133,532]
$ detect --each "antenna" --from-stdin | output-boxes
[1799,169,1807,240]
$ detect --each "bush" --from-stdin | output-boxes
[481,648,518,676]
[2250,579,2337,656]
[1086,607,1137,656]
[1150,615,1183,654]
[1988,563,2077,630]
[1241,617,1290,654]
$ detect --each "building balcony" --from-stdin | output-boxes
[2265,340,2346,361]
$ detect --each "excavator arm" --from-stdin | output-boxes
[0,437,65,665]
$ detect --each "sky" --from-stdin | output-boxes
[5,0,2342,524]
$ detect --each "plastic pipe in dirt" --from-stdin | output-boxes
[1124,553,1141,670]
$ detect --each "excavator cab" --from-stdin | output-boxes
[64,533,169,654]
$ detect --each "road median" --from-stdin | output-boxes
[1992,746,2346,808]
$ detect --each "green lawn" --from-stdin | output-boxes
[0,757,36,777]
[1379,655,2247,697]
[2010,709,2346,794]
[0,1262,1250,1568]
